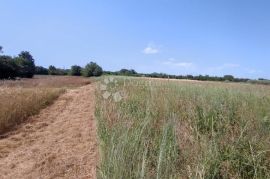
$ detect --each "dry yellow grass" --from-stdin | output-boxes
[0,75,92,134]
[0,75,91,88]
[0,87,64,134]
[0,84,98,178]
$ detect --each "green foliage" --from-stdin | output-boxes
[14,51,35,78]
[119,69,137,76]
[104,71,254,83]
[70,65,82,76]
[224,75,235,81]
[48,65,68,75]
[0,55,18,79]
[48,65,57,75]
[18,51,35,63]
[83,62,103,77]
[0,46,102,78]
[35,66,49,75]
[0,50,36,79]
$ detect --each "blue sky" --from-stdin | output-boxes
[1,0,270,79]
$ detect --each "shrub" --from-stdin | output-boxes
[83,62,103,77]
[0,55,18,79]
[48,65,58,75]
[48,65,69,75]
[119,69,137,76]
[0,50,36,79]
[35,66,49,75]
[70,65,82,76]
[224,75,234,81]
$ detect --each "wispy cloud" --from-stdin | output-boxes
[142,43,159,54]
[163,58,194,68]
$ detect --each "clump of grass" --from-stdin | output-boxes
[96,76,270,178]
[0,87,64,134]
[96,77,181,178]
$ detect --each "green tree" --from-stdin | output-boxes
[224,75,234,81]
[35,66,49,75]
[48,65,69,75]
[119,69,137,76]
[49,66,70,75]
[83,62,103,77]
[70,65,82,76]
[15,51,35,78]
[48,65,57,75]
[0,55,17,79]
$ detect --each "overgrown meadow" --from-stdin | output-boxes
[96,76,270,178]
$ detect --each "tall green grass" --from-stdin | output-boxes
[96,77,270,178]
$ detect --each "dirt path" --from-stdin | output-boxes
[0,84,98,179]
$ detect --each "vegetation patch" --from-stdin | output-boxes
[0,87,64,134]
[96,76,270,178]
[0,75,92,134]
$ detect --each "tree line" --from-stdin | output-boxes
[35,62,103,77]
[104,69,270,84]
[1,45,268,84]
[0,46,103,79]
[0,50,35,79]
[104,69,252,82]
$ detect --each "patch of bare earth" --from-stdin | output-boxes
[0,84,98,179]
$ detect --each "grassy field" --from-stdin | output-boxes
[0,75,91,88]
[96,76,270,178]
[0,75,91,134]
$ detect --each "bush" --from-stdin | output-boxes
[70,65,82,76]
[83,62,103,77]
[0,55,18,79]
[224,75,234,81]
[35,66,49,75]
[48,65,58,75]
[48,65,69,75]
[0,50,36,79]
[118,69,137,76]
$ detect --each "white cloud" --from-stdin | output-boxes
[163,58,194,68]
[142,43,159,54]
